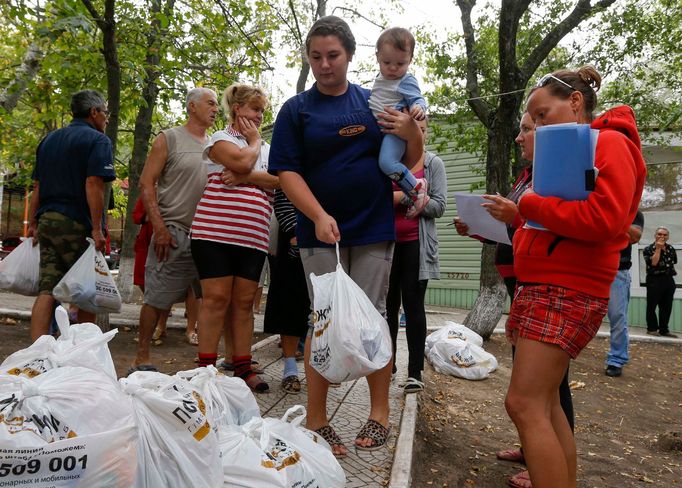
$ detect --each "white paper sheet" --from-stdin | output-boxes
[454,192,512,245]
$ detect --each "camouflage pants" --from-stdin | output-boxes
[37,212,89,294]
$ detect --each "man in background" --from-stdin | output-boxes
[129,87,218,373]
[28,89,116,341]
[605,211,644,377]
[643,227,678,338]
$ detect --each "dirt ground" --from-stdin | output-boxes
[1,317,680,487]
[412,334,682,487]
[0,317,269,378]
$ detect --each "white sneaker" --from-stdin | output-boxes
[406,179,429,219]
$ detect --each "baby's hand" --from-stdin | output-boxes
[410,105,425,121]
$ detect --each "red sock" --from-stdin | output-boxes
[233,355,255,381]
[198,353,217,368]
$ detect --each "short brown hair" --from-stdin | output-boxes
[305,16,356,57]
[376,27,415,58]
[222,84,268,123]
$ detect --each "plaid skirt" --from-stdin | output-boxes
[507,284,608,359]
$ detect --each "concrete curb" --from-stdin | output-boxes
[388,392,420,488]
[250,334,279,352]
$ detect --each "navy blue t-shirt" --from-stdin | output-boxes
[268,83,395,248]
[32,119,115,230]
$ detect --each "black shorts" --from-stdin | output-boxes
[191,239,265,282]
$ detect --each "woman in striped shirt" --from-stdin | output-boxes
[190,83,278,392]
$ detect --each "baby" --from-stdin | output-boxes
[369,27,428,218]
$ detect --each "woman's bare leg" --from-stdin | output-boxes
[505,337,574,488]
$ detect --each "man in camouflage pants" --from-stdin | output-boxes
[28,89,116,340]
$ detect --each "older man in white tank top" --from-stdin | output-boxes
[130,87,218,373]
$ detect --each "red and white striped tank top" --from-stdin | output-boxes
[190,126,272,253]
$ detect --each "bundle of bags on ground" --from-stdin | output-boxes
[425,321,498,380]
[0,237,122,313]
[0,306,346,487]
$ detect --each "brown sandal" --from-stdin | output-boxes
[355,419,391,451]
[281,375,301,394]
[508,470,532,488]
[314,425,347,458]
[497,448,525,464]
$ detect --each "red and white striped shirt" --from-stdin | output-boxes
[190,126,272,253]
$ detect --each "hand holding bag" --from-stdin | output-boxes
[53,238,122,314]
[308,244,392,383]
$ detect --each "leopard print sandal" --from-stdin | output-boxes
[355,419,391,451]
[314,425,347,458]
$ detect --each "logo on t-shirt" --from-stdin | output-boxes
[338,125,366,137]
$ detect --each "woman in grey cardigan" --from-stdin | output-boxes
[386,118,447,393]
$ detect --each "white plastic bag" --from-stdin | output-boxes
[220,405,346,488]
[425,321,484,354]
[175,365,260,427]
[0,237,40,295]
[119,371,222,488]
[53,238,122,313]
[0,306,118,380]
[0,367,138,487]
[308,244,392,383]
[428,338,498,380]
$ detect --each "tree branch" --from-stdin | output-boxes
[521,0,617,82]
[456,0,491,126]
[498,0,531,92]
[0,42,43,114]
[214,0,273,71]
[80,0,103,26]
[331,6,385,30]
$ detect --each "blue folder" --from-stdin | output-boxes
[527,123,599,229]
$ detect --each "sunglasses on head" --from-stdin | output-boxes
[536,73,575,91]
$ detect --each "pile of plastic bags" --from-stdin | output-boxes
[0,237,122,313]
[0,307,346,487]
[425,321,498,380]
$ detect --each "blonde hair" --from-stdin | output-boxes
[222,84,268,123]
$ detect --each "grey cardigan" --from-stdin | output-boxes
[418,151,447,280]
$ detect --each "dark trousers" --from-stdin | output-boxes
[646,274,676,334]
[386,240,428,380]
[505,277,575,432]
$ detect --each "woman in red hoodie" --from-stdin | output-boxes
[504,65,647,488]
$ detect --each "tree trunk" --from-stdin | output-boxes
[117,0,173,301]
[464,117,518,336]
[464,244,506,339]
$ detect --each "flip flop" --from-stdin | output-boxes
[497,448,525,464]
[187,332,198,345]
[152,327,166,341]
[126,364,158,377]
[508,470,532,488]
[402,377,425,393]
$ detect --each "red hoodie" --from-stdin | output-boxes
[513,105,647,298]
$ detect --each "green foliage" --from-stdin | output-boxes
[419,0,680,169]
